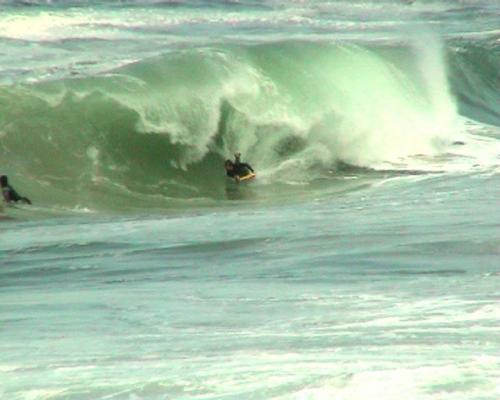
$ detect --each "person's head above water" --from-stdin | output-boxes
[0,175,8,187]
[224,160,234,170]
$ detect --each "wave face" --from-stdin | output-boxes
[449,40,500,126]
[0,37,499,210]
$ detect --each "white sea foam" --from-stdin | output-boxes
[1,3,499,400]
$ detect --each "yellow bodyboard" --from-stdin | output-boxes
[238,172,256,181]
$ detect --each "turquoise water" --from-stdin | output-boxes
[1,1,500,399]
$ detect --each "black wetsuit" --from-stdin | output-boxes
[226,162,254,179]
[2,185,31,204]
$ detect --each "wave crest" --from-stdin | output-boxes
[3,39,489,209]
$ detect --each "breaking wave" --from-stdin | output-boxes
[1,38,499,210]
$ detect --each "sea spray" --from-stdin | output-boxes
[0,39,492,209]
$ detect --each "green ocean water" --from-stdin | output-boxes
[1,1,500,399]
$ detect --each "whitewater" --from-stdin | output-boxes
[1,1,499,399]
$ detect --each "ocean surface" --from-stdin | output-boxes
[1,1,500,399]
